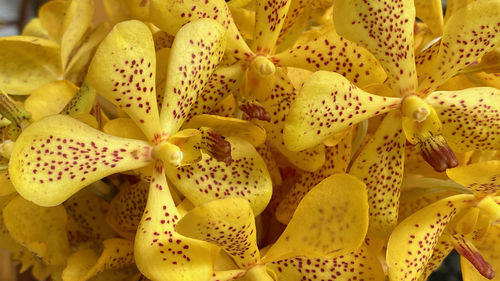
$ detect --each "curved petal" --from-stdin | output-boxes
[160,19,227,136]
[418,0,500,95]
[276,0,308,49]
[61,79,98,116]
[461,224,500,281]
[9,115,153,206]
[103,118,148,141]
[252,0,291,55]
[88,20,161,142]
[333,0,417,95]
[447,160,500,195]
[210,93,236,117]
[39,0,69,42]
[387,194,474,281]
[349,111,406,238]
[24,80,78,121]
[22,18,50,39]
[425,87,500,152]
[284,71,401,151]
[165,137,272,215]
[262,174,369,263]
[414,0,444,37]
[176,198,259,268]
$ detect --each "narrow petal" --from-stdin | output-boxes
[425,87,500,152]
[333,0,418,95]
[252,0,291,55]
[418,0,500,95]
[387,194,474,281]
[88,20,161,142]
[135,160,219,281]
[414,0,444,36]
[176,198,260,268]
[24,80,78,121]
[160,19,227,136]
[262,174,369,263]
[276,0,308,49]
[9,115,153,206]
[3,195,69,265]
[273,27,387,87]
[349,111,406,238]
[0,36,61,95]
[166,137,272,215]
[447,161,500,195]
[284,71,401,151]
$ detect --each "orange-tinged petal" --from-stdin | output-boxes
[414,0,444,36]
[425,87,500,152]
[262,174,369,263]
[9,115,153,207]
[418,0,500,95]
[149,0,252,60]
[284,71,401,151]
[39,0,69,42]
[349,111,406,238]
[135,160,219,281]
[176,198,259,268]
[160,19,227,136]
[0,36,61,95]
[24,80,78,121]
[166,137,272,215]
[387,194,474,281]
[447,161,500,195]
[273,27,387,87]
[88,20,161,142]
[333,0,417,95]
[252,0,291,55]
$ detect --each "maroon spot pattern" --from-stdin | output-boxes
[253,0,290,55]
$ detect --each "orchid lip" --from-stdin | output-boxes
[419,134,458,172]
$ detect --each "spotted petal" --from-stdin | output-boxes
[252,0,291,55]
[414,0,444,37]
[261,174,368,263]
[88,20,161,142]
[273,27,387,87]
[284,71,401,151]
[418,0,500,95]
[349,111,406,239]
[135,160,219,281]
[176,198,259,269]
[166,137,272,215]
[425,87,500,152]
[461,224,500,281]
[9,115,153,207]
[160,19,227,136]
[446,161,500,195]
[387,194,474,281]
[333,0,417,95]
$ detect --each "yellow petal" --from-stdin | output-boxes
[284,71,401,151]
[0,36,61,95]
[39,0,70,42]
[135,160,219,281]
[333,0,418,95]
[349,111,406,238]
[462,224,500,281]
[229,6,255,40]
[24,80,78,121]
[3,195,69,265]
[62,249,98,281]
[60,79,97,116]
[417,230,455,281]
[414,0,444,37]
[176,198,260,268]
[252,0,291,55]
[0,170,15,196]
[103,118,148,141]
[453,233,495,279]
[160,19,227,136]
[255,143,282,186]
[60,0,94,70]
[387,194,474,281]
[84,238,135,280]
[273,27,387,87]
[262,174,369,263]
[418,0,500,95]
[211,93,236,117]
[275,0,308,51]
[9,115,153,206]
[22,18,50,39]
[166,137,272,215]
[425,87,500,152]
[102,0,134,24]
[88,20,161,142]
[447,161,500,195]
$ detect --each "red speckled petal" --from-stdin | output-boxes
[262,174,369,263]
[252,0,291,55]
[284,71,402,151]
[135,160,219,281]
[256,68,326,171]
[166,137,272,215]
[447,161,500,195]
[273,27,387,87]
[414,0,444,37]
[9,115,153,207]
[425,87,500,152]
[418,230,455,281]
[387,194,474,281]
[88,20,161,142]
[462,224,500,281]
[160,19,227,136]
[418,0,500,95]
[176,198,259,268]
[149,0,253,60]
[333,0,418,96]
[210,93,237,117]
[268,240,385,281]
[275,132,352,224]
[349,111,406,239]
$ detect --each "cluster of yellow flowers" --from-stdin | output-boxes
[0,0,499,280]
